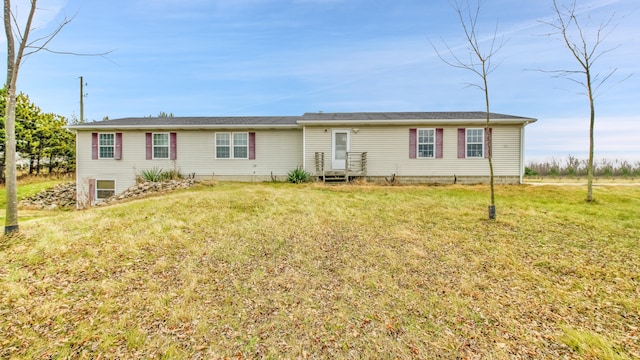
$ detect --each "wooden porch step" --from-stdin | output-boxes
[322,175,347,182]
[314,151,368,183]
[320,170,345,182]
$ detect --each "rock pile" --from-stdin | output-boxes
[18,179,198,209]
[97,179,197,206]
[19,182,77,210]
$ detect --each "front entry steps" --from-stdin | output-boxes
[315,152,368,183]
[322,171,348,182]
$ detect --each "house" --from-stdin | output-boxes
[67,111,536,207]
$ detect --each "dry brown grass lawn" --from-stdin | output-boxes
[1,182,639,359]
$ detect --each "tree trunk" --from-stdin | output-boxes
[0,160,5,184]
[484,67,496,220]
[0,144,5,183]
[48,154,54,174]
[4,87,18,233]
[4,0,38,235]
[4,0,19,234]
[586,70,595,202]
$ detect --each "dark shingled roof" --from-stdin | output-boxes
[299,111,531,121]
[67,112,535,130]
[69,116,299,128]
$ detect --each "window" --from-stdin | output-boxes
[93,133,122,160]
[145,132,176,160]
[216,132,249,159]
[466,128,484,158]
[96,180,115,199]
[216,133,231,158]
[99,133,114,158]
[410,128,442,159]
[153,133,169,159]
[233,133,248,159]
[417,129,435,158]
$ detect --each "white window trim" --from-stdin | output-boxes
[215,132,249,159]
[233,132,249,160]
[215,132,231,159]
[153,133,170,159]
[417,128,436,159]
[98,133,115,159]
[96,179,116,200]
[466,128,484,158]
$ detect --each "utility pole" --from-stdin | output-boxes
[79,76,84,122]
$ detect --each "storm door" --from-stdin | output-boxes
[331,129,350,170]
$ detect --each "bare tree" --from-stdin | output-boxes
[4,0,73,234]
[542,0,628,202]
[432,0,505,219]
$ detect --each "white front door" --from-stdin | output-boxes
[332,129,350,170]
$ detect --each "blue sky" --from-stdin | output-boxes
[2,0,639,162]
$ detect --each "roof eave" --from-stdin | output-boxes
[66,116,538,130]
[297,118,537,126]
[66,124,301,131]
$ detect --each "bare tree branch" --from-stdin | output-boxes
[11,7,114,61]
[39,48,114,56]
[431,0,504,219]
[3,0,113,234]
[432,0,506,92]
[23,13,76,56]
[541,0,631,202]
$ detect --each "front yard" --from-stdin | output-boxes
[1,182,638,358]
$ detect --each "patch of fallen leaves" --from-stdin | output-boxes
[1,183,639,359]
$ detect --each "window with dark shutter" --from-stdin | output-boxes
[466,128,484,158]
[94,133,115,159]
[215,132,251,159]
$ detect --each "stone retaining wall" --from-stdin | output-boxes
[19,182,77,210]
[18,179,198,210]
[96,179,197,206]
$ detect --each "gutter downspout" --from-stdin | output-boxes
[520,125,526,184]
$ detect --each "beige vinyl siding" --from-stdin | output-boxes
[76,131,139,206]
[76,129,302,205]
[491,126,522,176]
[304,127,333,173]
[304,125,523,178]
[205,130,302,177]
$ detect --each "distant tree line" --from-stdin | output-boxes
[145,111,174,118]
[1,87,75,183]
[526,155,640,178]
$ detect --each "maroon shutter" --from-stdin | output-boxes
[89,179,96,203]
[409,128,417,159]
[457,128,466,159]
[484,128,492,158]
[170,132,177,160]
[436,128,443,159]
[92,133,98,159]
[249,132,256,160]
[145,133,152,160]
[115,133,122,160]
